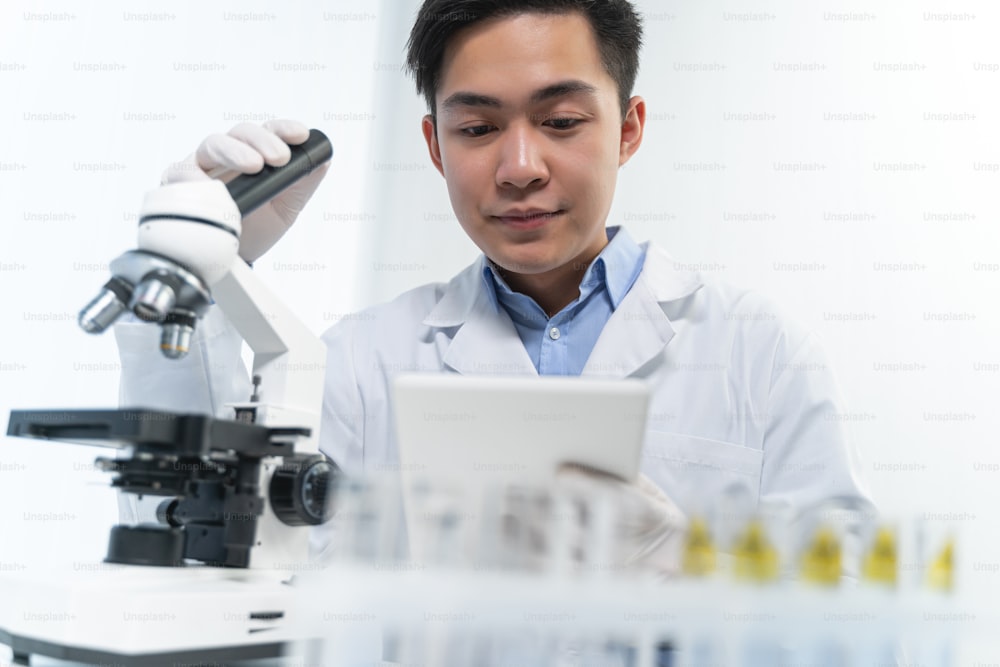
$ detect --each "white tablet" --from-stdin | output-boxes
[390,374,651,563]
[392,373,650,484]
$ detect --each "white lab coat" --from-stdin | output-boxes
[115,238,873,543]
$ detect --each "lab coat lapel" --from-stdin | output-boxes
[581,277,674,378]
[582,243,702,379]
[422,258,536,376]
[441,290,537,375]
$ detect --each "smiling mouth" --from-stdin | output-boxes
[493,210,564,227]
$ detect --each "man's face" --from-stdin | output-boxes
[422,12,644,279]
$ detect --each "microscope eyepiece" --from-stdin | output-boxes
[225,129,333,217]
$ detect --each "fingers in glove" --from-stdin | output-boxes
[163,120,310,185]
[196,130,270,176]
[197,122,300,177]
[557,462,628,485]
[262,118,310,145]
[227,122,297,166]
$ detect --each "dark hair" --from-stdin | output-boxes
[405,0,643,120]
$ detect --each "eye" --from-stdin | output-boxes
[460,124,495,137]
[544,117,580,130]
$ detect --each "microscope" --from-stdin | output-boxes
[1,131,335,666]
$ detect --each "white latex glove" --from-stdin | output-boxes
[555,465,688,578]
[161,119,330,263]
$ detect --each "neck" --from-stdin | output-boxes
[502,266,586,317]
[499,239,608,317]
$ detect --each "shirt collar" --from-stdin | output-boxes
[586,226,644,309]
[479,225,645,314]
[480,259,502,313]
[423,235,703,330]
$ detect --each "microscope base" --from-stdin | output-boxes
[0,565,315,666]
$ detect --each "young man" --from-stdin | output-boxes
[119,0,873,572]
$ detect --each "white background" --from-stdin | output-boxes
[0,0,998,655]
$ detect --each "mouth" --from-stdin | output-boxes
[492,209,565,230]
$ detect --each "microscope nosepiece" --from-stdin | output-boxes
[78,277,134,333]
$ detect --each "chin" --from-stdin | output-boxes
[491,249,564,275]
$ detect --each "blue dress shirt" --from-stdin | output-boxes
[481,226,646,376]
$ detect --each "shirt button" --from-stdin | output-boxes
[548,327,561,340]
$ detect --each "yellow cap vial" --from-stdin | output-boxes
[733,520,779,583]
[862,526,898,587]
[801,525,842,586]
[926,538,954,593]
[682,517,717,577]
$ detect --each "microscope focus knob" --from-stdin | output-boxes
[269,455,337,526]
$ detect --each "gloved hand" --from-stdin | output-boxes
[555,464,688,578]
[161,119,330,263]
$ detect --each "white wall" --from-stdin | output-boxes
[0,0,997,588]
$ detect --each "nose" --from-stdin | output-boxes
[495,124,549,190]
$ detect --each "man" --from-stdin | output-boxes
[118,0,873,574]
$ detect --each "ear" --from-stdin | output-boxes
[422,115,445,177]
[618,96,645,167]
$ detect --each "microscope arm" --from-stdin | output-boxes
[211,259,326,454]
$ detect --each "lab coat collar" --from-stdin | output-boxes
[422,255,491,329]
[636,241,704,302]
[422,257,537,375]
[421,239,703,377]
[580,270,668,377]
[443,287,539,376]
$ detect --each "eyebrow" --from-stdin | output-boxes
[440,80,599,112]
